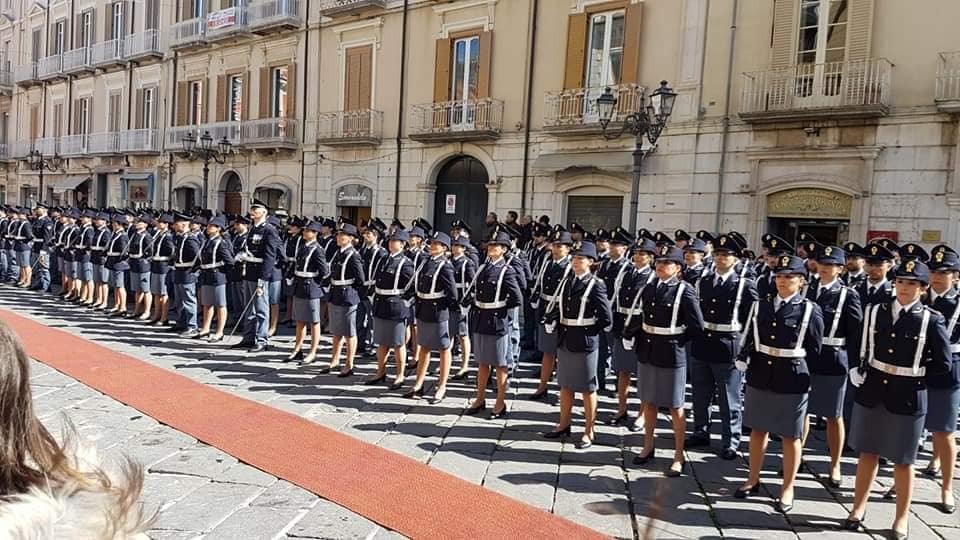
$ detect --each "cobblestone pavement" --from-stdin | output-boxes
[8,287,960,539]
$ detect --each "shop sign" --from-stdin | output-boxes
[336,184,373,207]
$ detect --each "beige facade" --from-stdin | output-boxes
[3,0,960,250]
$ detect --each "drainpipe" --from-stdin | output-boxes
[713,0,738,233]
[519,0,538,216]
[392,0,409,219]
[298,0,310,215]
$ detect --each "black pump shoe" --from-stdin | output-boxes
[734,482,761,499]
[543,426,571,439]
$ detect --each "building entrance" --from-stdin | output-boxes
[765,187,853,248]
[766,218,849,248]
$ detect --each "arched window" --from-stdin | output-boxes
[253,186,289,211]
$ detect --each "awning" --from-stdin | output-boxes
[50,175,91,194]
[121,172,153,181]
[532,151,634,173]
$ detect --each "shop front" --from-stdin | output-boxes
[336,183,373,224]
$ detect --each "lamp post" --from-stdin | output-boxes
[26,149,64,205]
[180,131,232,209]
[597,80,677,232]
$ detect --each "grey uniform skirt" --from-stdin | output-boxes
[109,270,125,289]
[374,317,405,347]
[92,264,109,284]
[473,332,509,368]
[611,336,637,374]
[200,284,227,307]
[850,402,924,465]
[150,272,168,296]
[557,346,598,393]
[744,386,808,439]
[417,320,451,350]
[808,373,848,418]
[15,250,30,266]
[328,303,357,337]
[65,261,78,279]
[81,262,93,282]
[639,364,685,408]
[267,280,281,305]
[130,271,150,293]
[292,297,322,324]
[925,387,960,433]
[537,325,558,355]
[449,310,468,338]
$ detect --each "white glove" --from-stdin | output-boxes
[544,322,557,335]
[622,338,634,351]
[403,298,414,308]
[530,298,540,310]
[734,360,748,373]
[285,278,293,287]
[460,306,469,317]
[848,367,866,387]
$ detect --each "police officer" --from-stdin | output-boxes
[596,227,633,395]
[689,234,758,460]
[57,211,79,300]
[681,237,709,286]
[88,212,113,309]
[127,214,155,320]
[757,234,792,299]
[734,255,824,515]
[288,220,330,366]
[404,231,457,403]
[922,244,960,514]
[449,235,477,380]
[843,242,867,288]
[542,241,613,449]
[856,242,896,306]
[463,229,523,419]
[367,228,415,388]
[281,217,305,327]
[234,200,281,353]
[196,215,235,342]
[530,228,573,399]
[626,244,704,477]
[29,204,54,292]
[844,260,951,537]
[227,216,250,324]
[13,208,34,288]
[803,245,862,488]
[170,212,201,337]
[358,220,387,359]
[325,223,365,375]
[105,214,130,316]
[148,213,175,325]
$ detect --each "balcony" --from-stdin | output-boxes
[315,109,382,146]
[37,54,65,81]
[0,69,11,95]
[206,7,250,41]
[242,118,298,149]
[120,129,161,154]
[165,122,241,150]
[409,99,503,142]
[63,48,94,75]
[88,132,120,155]
[165,125,201,150]
[544,84,645,137]
[14,63,39,86]
[0,144,9,161]
[318,0,386,17]
[248,0,301,33]
[170,17,208,50]
[740,58,892,123]
[10,141,33,159]
[35,137,59,156]
[125,30,164,62]
[90,40,125,68]
[59,134,88,157]
[935,51,960,114]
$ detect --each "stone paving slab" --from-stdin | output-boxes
[9,288,960,539]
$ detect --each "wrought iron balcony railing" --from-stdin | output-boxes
[543,84,645,135]
[314,109,382,146]
[409,98,503,142]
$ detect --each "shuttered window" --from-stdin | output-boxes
[108,92,122,132]
[29,106,39,140]
[567,196,623,233]
[145,0,160,30]
[563,2,641,90]
[771,0,874,67]
[31,29,41,62]
[344,44,373,111]
[433,30,492,103]
[188,80,204,125]
[228,74,243,121]
[52,103,63,137]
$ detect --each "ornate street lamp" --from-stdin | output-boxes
[180,131,232,209]
[598,80,677,231]
[25,148,64,204]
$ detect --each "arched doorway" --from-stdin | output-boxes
[173,185,198,211]
[765,187,853,246]
[221,172,243,215]
[253,186,290,212]
[433,156,488,236]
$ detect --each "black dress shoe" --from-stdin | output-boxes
[451,370,470,381]
[734,483,761,499]
[841,513,865,531]
[464,403,486,415]
[890,528,908,540]
[882,486,896,500]
[388,380,405,391]
[665,461,686,478]
[576,437,593,449]
[632,451,655,465]
[940,500,956,514]
[720,448,738,461]
[607,413,630,426]
[826,475,843,489]
[543,426,571,439]
[248,344,268,353]
[364,375,386,385]
[686,433,710,448]
[286,352,304,363]
[920,466,941,478]
[776,500,793,514]
[180,329,200,338]
[529,388,549,401]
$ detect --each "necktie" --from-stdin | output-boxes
[869,286,877,297]
[657,282,667,295]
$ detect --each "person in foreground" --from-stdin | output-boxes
[0,320,154,539]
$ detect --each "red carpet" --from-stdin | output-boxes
[1,308,606,539]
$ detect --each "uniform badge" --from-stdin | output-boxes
[780,255,789,267]
[905,260,916,273]
[871,246,878,255]
[907,245,915,254]
[824,246,832,256]
[719,237,727,246]
[771,239,778,248]
[936,251,944,263]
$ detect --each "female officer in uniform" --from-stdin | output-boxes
[608,237,656,428]
[104,214,130,316]
[127,215,154,320]
[734,255,824,514]
[542,241,612,448]
[529,228,572,399]
[404,231,457,403]
[196,215,235,342]
[325,224,365,375]
[149,214,175,326]
[626,244,704,477]
[803,245,862,489]
[367,229,415,388]
[463,229,523,418]
[449,236,476,380]
[288,221,330,366]
[844,260,951,537]
[921,245,959,514]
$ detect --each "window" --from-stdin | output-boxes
[585,10,625,90]
[108,93,122,132]
[343,44,373,111]
[31,29,41,62]
[253,187,288,211]
[78,98,91,134]
[0,112,8,145]
[145,0,159,30]
[193,0,205,19]
[228,74,242,121]
[54,20,65,54]
[450,36,479,102]
[112,2,124,40]
[270,66,288,118]
[81,11,93,47]
[189,80,203,125]
[2,40,9,71]
[795,0,848,97]
[143,87,155,129]
[53,103,63,137]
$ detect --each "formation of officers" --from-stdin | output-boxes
[2,200,958,539]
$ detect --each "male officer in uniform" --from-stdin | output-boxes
[29,204,54,292]
[596,226,633,395]
[856,243,896,307]
[233,200,281,353]
[843,242,867,288]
